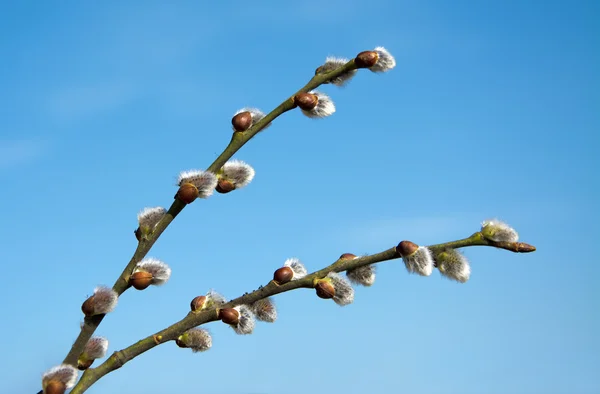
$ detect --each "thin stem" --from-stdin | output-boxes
[53,59,360,380]
[70,233,535,393]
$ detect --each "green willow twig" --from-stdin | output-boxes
[70,232,536,393]
[55,59,362,375]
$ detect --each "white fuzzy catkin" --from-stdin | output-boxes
[181,328,212,352]
[231,305,255,335]
[137,206,167,229]
[83,336,109,360]
[90,286,118,315]
[346,264,376,287]
[328,272,355,306]
[436,249,471,283]
[135,258,171,285]
[251,298,277,323]
[220,160,255,188]
[283,258,308,279]
[301,91,336,118]
[481,219,519,243]
[42,364,78,389]
[317,57,357,86]
[205,289,227,308]
[369,46,396,72]
[177,170,218,198]
[402,246,434,276]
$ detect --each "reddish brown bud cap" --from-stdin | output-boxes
[339,253,357,260]
[81,296,95,317]
[293,92,318,111]
[215,178,235,194]
[355,50,379,68]
[177,183,199,204]
[396,240,419,257]
[77,358,94,370]
[219,308,240,325]
[175,338,187,348]
[514,242,537,253]
[273,266,294,285]
[190,295,207,312]
[232,111,253,132]
[134,227,142,241]
[315,280,335,299]
[45,380,66,394]
[130,271,153,290]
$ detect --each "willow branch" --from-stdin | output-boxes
[57,59,361,375]
[70,232,536,393]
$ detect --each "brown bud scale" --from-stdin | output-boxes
[134,227,142,241]
[81,296,95,317]
[355,50,379,68]
[339,253,357,260]
[190,295,207,312]
[396,240,419,257]
[130,271,153,290]
[293,93,318,111]
[232,111,253,132]
[219,308,240,325]
[45,380,66,394]
[215,178,235,194]
[177,183,199,204]
[315,280,335,299]
[273,266,294,285]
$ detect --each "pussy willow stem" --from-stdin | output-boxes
[70,233,535,393]
[51,59,360,385]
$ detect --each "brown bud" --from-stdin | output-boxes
[396,240,419,257]
[190,295,207,312]
[175,337,187,348]
[215,178,235,194]
[81,296,95,317]
[355,50,379,68]
[293,92,318,111]
[45,380,66,394]
[514,242,537,253]
[315,280,335,299]
[219,308,240,325]
[177,183,199,204]
[339,253,357,260]
[77,358,94,370]
[130,271,153,290]
[315,65,325,75]
[273,266,294,285]
[232,111,253,132]
[134,227,142,241]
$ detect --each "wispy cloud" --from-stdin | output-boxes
[0,139,46,170]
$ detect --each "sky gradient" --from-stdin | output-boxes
[1,1,598,393]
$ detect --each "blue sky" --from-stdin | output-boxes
[1,1,598,393]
